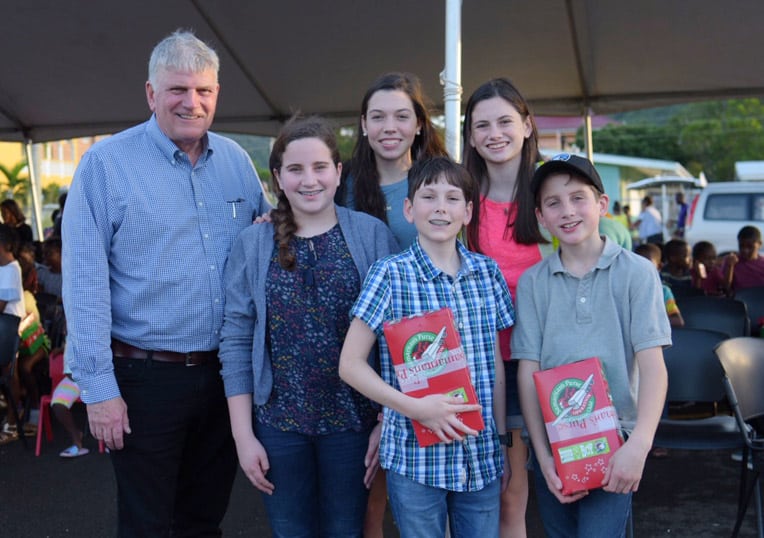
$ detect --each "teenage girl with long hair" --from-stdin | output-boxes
[337,71,448,250]
[463,78,553,538]
[220,116,397,537]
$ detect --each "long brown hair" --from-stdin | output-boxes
[462,78,546,252]
[269,115,341,270]
[338,72,448,221]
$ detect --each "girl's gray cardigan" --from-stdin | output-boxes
[219,205,399,405]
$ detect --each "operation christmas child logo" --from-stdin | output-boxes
[549,374,596,424]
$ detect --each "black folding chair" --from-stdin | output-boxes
[716,336,764,537]
[0,313,26,449]
[650,327,741,450]
[734,286,764,337]
[676,295,750,338]
[670,284,706,299]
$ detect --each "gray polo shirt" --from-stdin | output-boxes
[511,237,671,421]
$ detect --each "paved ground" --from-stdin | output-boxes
[0,406,759,537]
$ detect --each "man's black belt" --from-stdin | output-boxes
[111,339,218,367]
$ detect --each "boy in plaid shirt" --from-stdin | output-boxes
[340,157,514,537]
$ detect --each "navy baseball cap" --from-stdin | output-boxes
[531,153,605,197]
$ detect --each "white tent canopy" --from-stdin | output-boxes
[4,1,764,236]
[4,0,764,143]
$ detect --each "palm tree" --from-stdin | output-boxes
[0,161,29,201]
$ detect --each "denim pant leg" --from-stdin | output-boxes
[447,478,500,538]
[315,429,370,537]
[254,422,369,538]
[531,451,631,538]
[111,358,237,538]
[386,471,448,538]
[387,471,500,538]
[254,423,319,538]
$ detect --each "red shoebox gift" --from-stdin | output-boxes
[533,357,624,494]
[383,307,484,447]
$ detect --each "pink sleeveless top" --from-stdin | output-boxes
[478,197,544,359]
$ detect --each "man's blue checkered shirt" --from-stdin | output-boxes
[63,115,270,403]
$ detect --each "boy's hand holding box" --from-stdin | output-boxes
[532,357,624,495]
[383,307,484,447]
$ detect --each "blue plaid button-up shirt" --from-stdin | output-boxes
[351,239,514,491]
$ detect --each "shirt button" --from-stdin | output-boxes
[214,298,220,304]
[210,265,215,270]
[204,233,209,239]
[198,201,204,207]
[580,297,587,303]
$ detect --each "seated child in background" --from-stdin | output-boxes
[660,239,694,295]
[724,225,764,293]
[512,154,670,538]
[691,241,726,296]
[0,223,29,445]
[17,251,50,421]
[50,347,89,458]
[634,243,679,459]
[36,237,62,299]
[636,243,685,327]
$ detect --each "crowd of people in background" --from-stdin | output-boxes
[1,27,762,538]
[0,199,70,450]
[610,195,764,300]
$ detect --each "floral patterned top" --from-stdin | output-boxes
[258,224,376,434]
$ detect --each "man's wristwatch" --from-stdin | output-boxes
[498,432,512,447]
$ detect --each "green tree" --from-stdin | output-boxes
[576,98,764,181]
[43,182,62,205]
[579,124,680,161]
[0,161,29,201]
[673,99,764,179]
[336,126,357,162]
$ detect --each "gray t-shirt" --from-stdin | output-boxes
[511,237,671,421]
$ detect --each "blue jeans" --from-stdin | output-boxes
[530,450,632,538]
[386,470,500,538]
[254,422,370,538]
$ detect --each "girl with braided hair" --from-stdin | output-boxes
[220,115,398,537]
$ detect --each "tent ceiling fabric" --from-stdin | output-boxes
[3,0,764,142]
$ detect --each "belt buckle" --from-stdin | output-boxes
[184,353,198,367]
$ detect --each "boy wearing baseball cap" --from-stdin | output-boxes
[511,154,671,537]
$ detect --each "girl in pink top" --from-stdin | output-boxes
[463,78,552,538]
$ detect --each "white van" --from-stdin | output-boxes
[685,181,764,254]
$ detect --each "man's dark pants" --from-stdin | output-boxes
[110,356,237,537]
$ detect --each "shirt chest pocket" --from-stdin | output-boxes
[207,197,257,242]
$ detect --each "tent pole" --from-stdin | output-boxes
[661,183,669,239]
[24,139,44,241]
[442,0,462,161]
[583,107,594,162]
